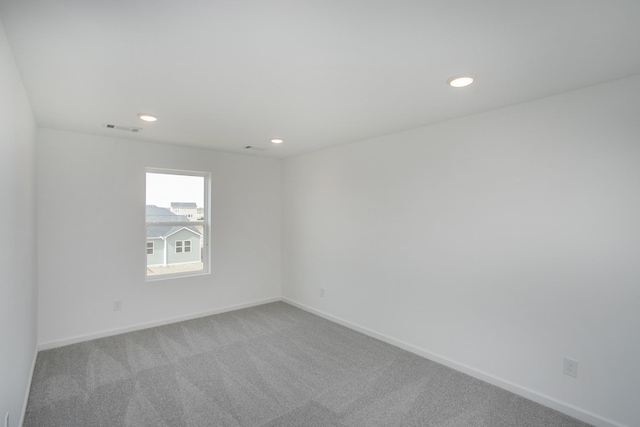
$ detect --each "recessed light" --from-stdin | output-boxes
[448,76,474,88]
[138,114,158,122]
[270,138,284,144]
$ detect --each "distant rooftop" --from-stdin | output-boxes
[171,202,197,208]
[146,205,201,238]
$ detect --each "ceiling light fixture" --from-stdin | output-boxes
[138,114,158,122]
[270,138,284,144]
[448,76,474,88]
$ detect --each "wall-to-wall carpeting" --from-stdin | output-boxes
[24,302,589,426]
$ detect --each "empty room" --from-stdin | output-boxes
[1,1,639,426]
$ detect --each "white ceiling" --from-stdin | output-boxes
[1,0,640,158]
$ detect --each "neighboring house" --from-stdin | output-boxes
[170,202,198,221]
[146,205,202,267]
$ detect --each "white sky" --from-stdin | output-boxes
[146,173,204,208]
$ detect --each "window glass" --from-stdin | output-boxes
[146,169,209,279]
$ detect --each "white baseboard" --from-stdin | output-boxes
[20,345,38,427]
[282,297,625,427]
[38,297,281,351]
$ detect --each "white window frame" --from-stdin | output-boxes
[147,241,154,255]
[146,168,210,281]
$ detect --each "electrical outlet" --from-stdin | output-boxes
[563,358,578,378]
[320,288,325,298]
[113,300,122,312]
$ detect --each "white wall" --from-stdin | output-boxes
[282,75,640,427]
[0,19,38,427]
[37,129,282,346]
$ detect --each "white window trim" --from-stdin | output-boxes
[145,167,211,281]
[147,241,154,255]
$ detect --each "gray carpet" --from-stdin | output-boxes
[24,302,590,426]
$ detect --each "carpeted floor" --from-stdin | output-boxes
[24,302,590,426]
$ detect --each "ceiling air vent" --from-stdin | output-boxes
[103,123,143,133]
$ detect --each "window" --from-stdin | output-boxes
[146,168,210,280]
[175,240,191,253]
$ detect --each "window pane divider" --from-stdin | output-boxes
[146,221,205,227]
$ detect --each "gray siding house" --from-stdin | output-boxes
[170,202,198,220]
[146,205,202,266]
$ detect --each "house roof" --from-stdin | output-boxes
[147,205,181,219]
[147,225,202,239]
[146,205,202,239]
[171,202,197,208]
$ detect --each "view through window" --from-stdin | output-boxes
[146,169,209,279]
